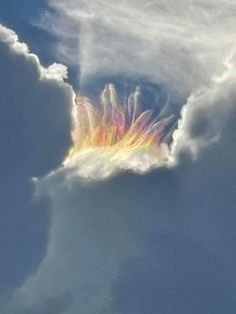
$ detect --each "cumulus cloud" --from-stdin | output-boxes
[0,23,73,301]
[6,50,236,313]
[172,49,236,160]
[109,59,236,314]
[1,1,236,314]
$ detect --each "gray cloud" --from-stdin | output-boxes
[13,294,73,314]
[111,231,236,314]
[0,23,73,300]
[9,45,236,314]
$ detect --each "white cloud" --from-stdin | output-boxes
[0,24,70,83]
[172,50,236,161]
[40,63,68,81]
[45,0,236,96]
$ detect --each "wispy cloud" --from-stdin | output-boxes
[44,0,236,95]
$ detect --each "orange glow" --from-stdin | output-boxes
[64,84,172,165]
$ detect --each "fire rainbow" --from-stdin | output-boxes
[64,84,173,169]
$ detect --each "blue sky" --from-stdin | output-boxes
[0,0,79,89]
[0,1,236,314]
[0,1,53,62]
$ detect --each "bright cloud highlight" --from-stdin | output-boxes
[63,84,174,178]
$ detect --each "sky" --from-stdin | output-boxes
[0,1,236,314]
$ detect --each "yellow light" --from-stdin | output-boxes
[64,84,172,166]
